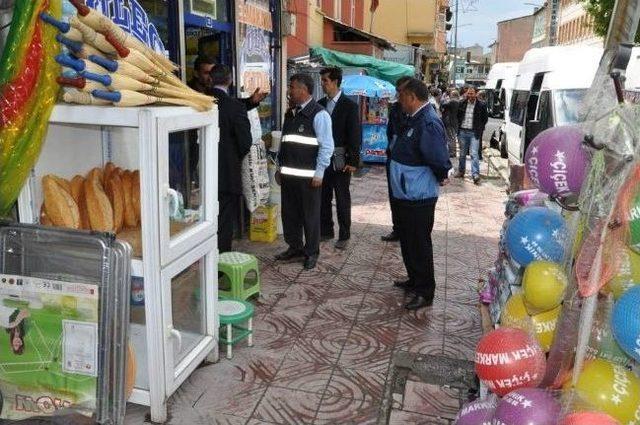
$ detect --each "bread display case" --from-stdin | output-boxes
[16,104,219,423]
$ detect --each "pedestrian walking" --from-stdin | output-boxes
[454,86,488,185]
[275,74,335,270]
[389,78,452,310]
[381,76,412,242]
[428,88,441,116]
[209,65,253,253]
[441,89,460,158]
[318,67,361,250]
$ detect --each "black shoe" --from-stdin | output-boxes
[381,232,400,242]
[473,175,481,185]
[393,279,416,291]
[334,239,349,250]
[405,295,433,310]
[303,255,318,270]
[320,234,334,242]
[275,248,305,261]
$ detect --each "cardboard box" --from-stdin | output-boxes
[250,204,279,243]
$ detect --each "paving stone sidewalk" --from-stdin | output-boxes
[126,162,507,425]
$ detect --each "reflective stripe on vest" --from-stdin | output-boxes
[280,166,316,178]
[281,134,319,146]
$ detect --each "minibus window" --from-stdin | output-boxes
[554,89,588,125]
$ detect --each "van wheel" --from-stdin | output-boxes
[499,133,508,159]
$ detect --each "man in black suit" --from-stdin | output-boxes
[209,64,253,253]
[454,86,488,185]
[318,67,361,250]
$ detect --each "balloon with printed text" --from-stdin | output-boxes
[611,285,640,363]
[474,327,546,397]
[453,396,496,425]
[505,207,567,267]
[491,388,561,425]
[524,126,589,202]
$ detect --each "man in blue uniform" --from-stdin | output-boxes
[389,78,452,310]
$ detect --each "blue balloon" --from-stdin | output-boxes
[612,285,640,362]
[505,207,567,267]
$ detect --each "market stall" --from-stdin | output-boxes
[340,74,395,164]
[0,2,220,423]
[455,34,640,425]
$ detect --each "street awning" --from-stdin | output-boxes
[322,15,395,51]
[310,47,415,85]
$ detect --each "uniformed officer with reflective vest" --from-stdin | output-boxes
[275,73,334,270]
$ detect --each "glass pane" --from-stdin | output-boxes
[129,277,149,390]
[168,129,204,237]
[171,259,206,366]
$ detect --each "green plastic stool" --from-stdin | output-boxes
[218,299,254,359]
[218,252,261,300]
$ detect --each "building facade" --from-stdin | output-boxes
[494,14,535,63]
[531,5,550,48]
[557,0,602,46]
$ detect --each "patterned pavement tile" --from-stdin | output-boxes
[254,310,309,336]
[271,358,333,395]
[312,294,364,322]
[314,395,379,425]
[326,367,387,401]
[401,381,460,419]
[203,351,283,385]
[294,271,339,287]
[442,334,478,362]
[388,410,450,425]
[347,323,398,347]
[331,274,373,292]
[356,292,406,325]
[279,284,327,305]
[286,337,344,366]
[191,381,267,418]
[395,331,445,356]
[340,262,379,280]
[299,316,353,343]
[338,341,394,374]
[272,261,304,280]
[252,386,323,425]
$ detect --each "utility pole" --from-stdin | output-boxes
[452,0,459,86]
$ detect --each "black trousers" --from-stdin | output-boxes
[386,162,399,234]
[218,193,240,253]
[281,176,321,257]
[320,165,352,241]
[395,201,437,298]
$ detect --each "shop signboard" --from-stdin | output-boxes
[361,124,388,163]
[236,0,274,135]
[63,0,167,54]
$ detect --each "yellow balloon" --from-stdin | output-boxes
[523,261,567,314]
[570,359,640,424]
[531,305,560,352]
[501,293,530,328]
[603,247,640,299]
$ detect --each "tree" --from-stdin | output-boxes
[580,0,640,43]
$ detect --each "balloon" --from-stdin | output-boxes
[628,187,640,254]
[524,126,589,200]
[571,359,640,424]
[475,327,546,396]
[522,261,567,314]
[492,388,561,425]
[603,247,640,299]
[560,412,620,425]
[587,306,630,367]
[531,305,560,352]
[454,396,497,425]
[501,293,530,329]
[505,207,567,267]
[611,286,640,362]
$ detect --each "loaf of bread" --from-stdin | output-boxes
[70,175,90,229]
[121,170,137,228]
[50,175,72,195]
[117,227,142,257]
[42,175,81,229]
[39,205,52,226]
[132,170,141,224]
[105,173,125,232]
[103,162,116,185]
[84,168,114,232]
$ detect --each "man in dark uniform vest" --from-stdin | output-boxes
[275,74,335,270]
[318,67,361,250]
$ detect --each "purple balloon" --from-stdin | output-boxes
[524,126,589,200]
[455,397,497,425]
[492,388,560,425]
